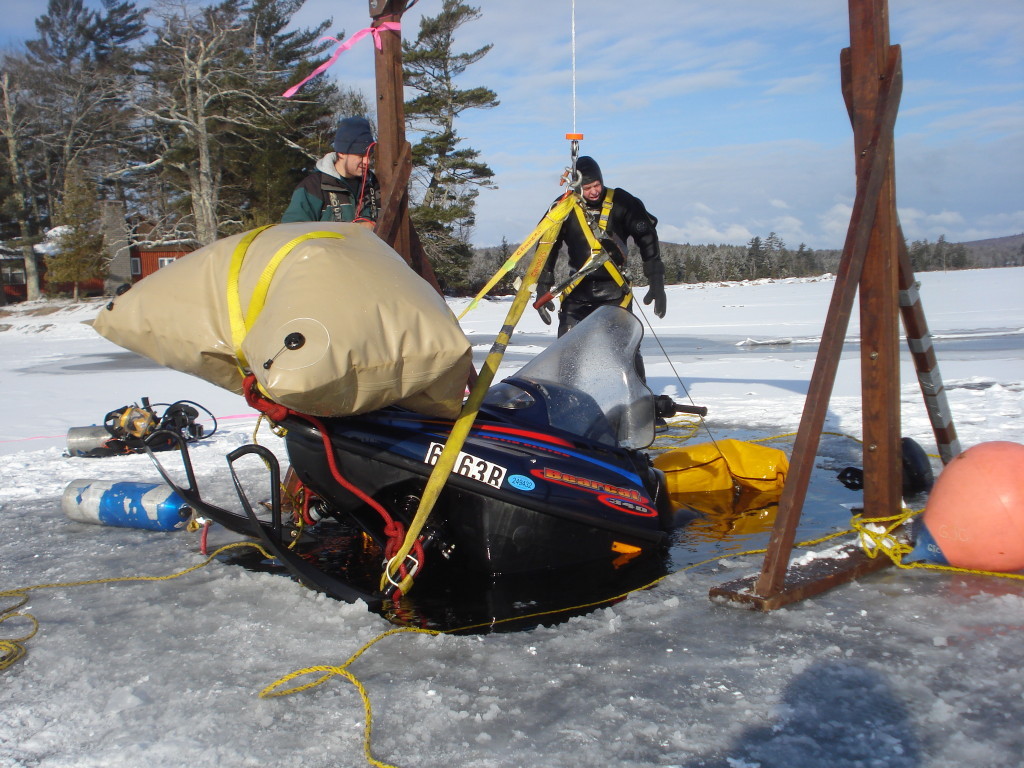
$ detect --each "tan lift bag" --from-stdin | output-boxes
[93,223,472,419]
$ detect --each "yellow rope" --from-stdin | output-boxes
[0,541,273,672]
[382,203,573,595]
[0,595,37,671]
[457,194,578,319]
[851,508,1024,580]
[260,525,862,768]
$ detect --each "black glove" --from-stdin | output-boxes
[642,260,666,319]
[535,274,554,325]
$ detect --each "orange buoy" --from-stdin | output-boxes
[916,441,1024,572]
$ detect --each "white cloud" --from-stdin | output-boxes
[765,72,827,96]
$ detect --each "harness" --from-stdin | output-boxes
[320,174,377,223]
[596,188,615,235]
[565,188,632,308]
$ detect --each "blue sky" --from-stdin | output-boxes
[3,0,1022,249]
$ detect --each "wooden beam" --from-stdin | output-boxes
[896,229,962,464]
[844,43,960,465]
[712,1,909,609]
[737,44,902,602]
[373,139,412,245]
[849,0,903,526]
[369,1,444,295]
[372,1,410,261]
[710,544,894,611]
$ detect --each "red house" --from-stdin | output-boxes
[129,243,192,282]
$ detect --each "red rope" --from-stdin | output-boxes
[241,375,425,596]
[353,141,377,226]
[199,520,210,556]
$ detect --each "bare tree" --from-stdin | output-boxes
[136,0,304,244]
[1,70,42,300]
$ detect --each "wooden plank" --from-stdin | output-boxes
[750,43,903,599]
[369,3,444,296]
[372,4,411,261]
[849,0,903,525]
[896,229,962,463]
[711,544,894,610]
[373,140,412,244]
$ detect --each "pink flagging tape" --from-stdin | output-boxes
[282,22,400,98]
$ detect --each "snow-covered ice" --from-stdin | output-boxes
[1,267,1022,768]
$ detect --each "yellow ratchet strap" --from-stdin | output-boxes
[457,193,578,319]
[382,215,564,596]
[226,227,347,374]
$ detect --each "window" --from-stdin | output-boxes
[131,257,141,275]
[1,264,26,285]
[157,256,178,269]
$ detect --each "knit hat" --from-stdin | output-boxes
[333,116,374,155]
[576,156,603,186]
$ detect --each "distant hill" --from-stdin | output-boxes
[959,233,1024,268]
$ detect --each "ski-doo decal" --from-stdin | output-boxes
[425,442,508,489]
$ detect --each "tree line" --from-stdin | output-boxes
[467,230,1022,298]
[0,0,495,301]
[2,1,1018,303]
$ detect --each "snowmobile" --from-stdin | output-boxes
[150,306,700,616]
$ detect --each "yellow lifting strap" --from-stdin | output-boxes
[457,193,579,319]
[382,215,565,596]
[226,227,348,375]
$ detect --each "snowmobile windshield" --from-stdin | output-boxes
[483,305,656,449]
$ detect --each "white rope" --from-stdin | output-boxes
[570,0,577,133]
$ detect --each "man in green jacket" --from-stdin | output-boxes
[282,116,380,228]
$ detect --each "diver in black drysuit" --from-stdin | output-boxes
[535,156,666,380]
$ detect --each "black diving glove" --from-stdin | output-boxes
[642,260,667,318]
[535,274,554,325]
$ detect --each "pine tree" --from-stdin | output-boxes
[46,164,106,300]
[746,235,764,279]
[403,0,499,292]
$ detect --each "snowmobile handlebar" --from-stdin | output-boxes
[672,403,708,417]
[654,394,707,419]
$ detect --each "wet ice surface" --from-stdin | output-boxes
[2,268,1023,767]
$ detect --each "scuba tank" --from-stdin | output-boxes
[61,479,192,531]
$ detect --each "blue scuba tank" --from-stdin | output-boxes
[61,479,191,532]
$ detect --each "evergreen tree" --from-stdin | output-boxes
[46,163,106,300]
[764,231,785,277]
[23,0,146,212]
[403,0,499,291]
[746,235,764,279]
[934,234,950,271]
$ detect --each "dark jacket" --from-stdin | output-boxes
[542,186,661,303]
[281,153,379,223]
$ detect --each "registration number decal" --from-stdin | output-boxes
[425,442,507,489]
